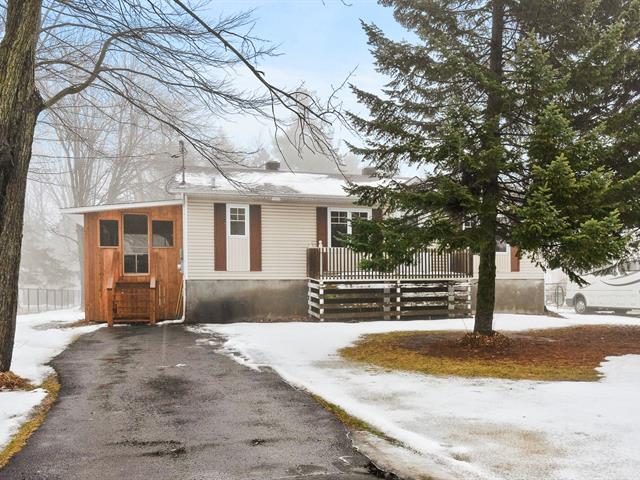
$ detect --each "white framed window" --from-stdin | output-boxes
[227,204,248,238]
[496,237,508,254]
[463,219,509,254]
[328,208,371,247]
[123,214,149,274]
[496,214,509,254]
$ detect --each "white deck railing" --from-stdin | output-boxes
[306,246,473,280]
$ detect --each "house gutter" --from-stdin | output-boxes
[181,193,188,320]
[173,191,364,207]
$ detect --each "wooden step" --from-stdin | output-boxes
[111,318,151,324]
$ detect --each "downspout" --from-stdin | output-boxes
[182,192,188,320]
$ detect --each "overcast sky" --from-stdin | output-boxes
[210,0,408,154]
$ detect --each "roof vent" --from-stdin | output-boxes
[265,160,281,171]
[362,166,377,177]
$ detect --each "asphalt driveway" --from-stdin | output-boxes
[2,325,374,480]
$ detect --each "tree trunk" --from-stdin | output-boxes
[0,0,43,371]
[475,225,497,334]
[473,0,504,335]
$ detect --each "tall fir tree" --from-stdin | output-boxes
[347,0,640,334]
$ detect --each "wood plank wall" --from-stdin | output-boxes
[83,204,183,322]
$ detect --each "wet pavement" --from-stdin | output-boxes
[2,325,374,480]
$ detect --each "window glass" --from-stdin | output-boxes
[99,219,118,247]
[330,211,371,247]
[351,212,369,221]
[152,220,173,247]
[496,237,508,253]
[229,207,246,236]
[462,220,475,230]
[350,211,369,239]
[330,211,348,247]
[123,214,148,274]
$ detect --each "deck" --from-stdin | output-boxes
[306,247,473,321]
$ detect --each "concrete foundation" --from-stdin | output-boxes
[471,278,545,315]
[186,277,545,323]
[185,279,309,323]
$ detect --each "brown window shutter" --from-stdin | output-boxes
[250,205,262,271]
[510,245,520,272]
[372,208,383,221]
[316,207,328,247]
[214,203,227,271]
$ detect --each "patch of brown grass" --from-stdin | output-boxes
[0,372,33,391]
[311,394,390,440]
[0,374,60,468]
[340,325,640,382]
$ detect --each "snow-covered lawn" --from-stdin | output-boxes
[0,309,101,451]
[192,313,640,480]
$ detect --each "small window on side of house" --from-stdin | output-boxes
[496,238,508,253]
[152,220,174,247]
[99,220,118,247]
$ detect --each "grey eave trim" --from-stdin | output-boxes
[182,191,364,206]
[61,199,183,215]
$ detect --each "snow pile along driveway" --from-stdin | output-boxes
[0,309,101,450]
[193,313,640,480]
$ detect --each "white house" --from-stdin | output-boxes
[64,162,544,324]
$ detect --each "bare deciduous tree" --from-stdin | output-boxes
[0,0,341,371]
[29,90,171,298]
[269,90,360,174]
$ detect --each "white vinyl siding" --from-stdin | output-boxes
[261,204,316,276]
[472,248,544,279]
[185,196,544,281]
[185,197,316,280]
[495,246,510,273]
[505,255,544,279]
[185,198,215,279]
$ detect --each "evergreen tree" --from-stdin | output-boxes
[347,0,640,334]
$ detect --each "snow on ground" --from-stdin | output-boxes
[0,309,101,450]
[192,313,640,480]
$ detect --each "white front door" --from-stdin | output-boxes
[227,204,250,271]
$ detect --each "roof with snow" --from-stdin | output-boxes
[166,166,405,200]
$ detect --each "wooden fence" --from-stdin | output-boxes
[307,246,473,281]
[308,278,471,321]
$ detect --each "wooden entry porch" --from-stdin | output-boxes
[83,204,183,325]
[105,250,161,326]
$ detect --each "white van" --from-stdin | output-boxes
[566,260,640,314]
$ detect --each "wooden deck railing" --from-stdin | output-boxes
[308,278,471,321]
[306,246,473,281]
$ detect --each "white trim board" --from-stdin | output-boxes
[62,199,182,215]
